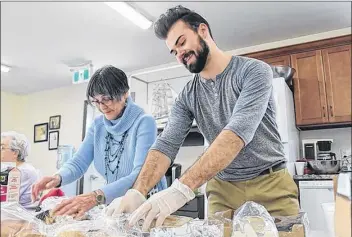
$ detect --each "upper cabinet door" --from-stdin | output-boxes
[262,55,291,66]
[291,50,328,125]
[322,45,352,123]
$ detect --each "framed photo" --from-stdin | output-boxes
[49,115,61,130]
[34,123,48,143]
[48,131,59,150]
[131,92,136,102]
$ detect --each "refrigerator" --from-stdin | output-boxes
[272,77,300,175]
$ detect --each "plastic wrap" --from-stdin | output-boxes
[53,219,120,237]
[1,202,46,236]
[39,197,70,212]
[44,204,117,237]
[105,214,194,236]
[107,213,151,236]
[212,210,233,237]
[187,219,224,237]
[232,201,279,237]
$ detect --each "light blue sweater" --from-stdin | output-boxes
[58,97,167,203]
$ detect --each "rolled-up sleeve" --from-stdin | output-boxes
[151,91,194,162]
[224,60,273,145]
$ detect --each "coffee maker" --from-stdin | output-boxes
[302,139,336,160]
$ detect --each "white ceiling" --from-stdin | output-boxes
[1,2,351,94]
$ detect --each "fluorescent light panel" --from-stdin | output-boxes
[105,2,152,30]
[1,64,11,73]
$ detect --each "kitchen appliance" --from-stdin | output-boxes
[302,139,334,160]
[271,65,296,87]
[166,163,182,187]
[299,180,334,237]
[307,160,341,174]
[271,77,300,175]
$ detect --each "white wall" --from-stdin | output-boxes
[300,128,352,159]
[129,78,148,112]
[20,84,88,176]
[1,91,25,133]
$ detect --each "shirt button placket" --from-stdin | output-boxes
[213,82,217,97]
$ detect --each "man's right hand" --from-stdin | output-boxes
[106,189,146,217]
[31,175,61,202]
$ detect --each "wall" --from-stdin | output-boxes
[18,84,88,176]
[129,77,148,112]
[1,91,25,133]
[300,128,352,159]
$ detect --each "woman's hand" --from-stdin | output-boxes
[52,193,97,218]
[31,175,61,202]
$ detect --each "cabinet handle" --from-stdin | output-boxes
[323,106,326,117]
[330,106,334,117]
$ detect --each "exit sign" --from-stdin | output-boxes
[72,66,92,84]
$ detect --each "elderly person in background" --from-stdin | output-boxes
[31,65,167,218]
[1,131,40,208]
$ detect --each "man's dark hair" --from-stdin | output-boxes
[154,5,213,40]
[86,65,129,103]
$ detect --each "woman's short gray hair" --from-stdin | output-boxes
[1,131,30,162]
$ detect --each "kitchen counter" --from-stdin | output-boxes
[293,174,337,180]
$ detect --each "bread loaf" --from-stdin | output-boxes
[1,220,45,237]
[57,231,85,237]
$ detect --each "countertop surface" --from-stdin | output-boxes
[293,174,337,180]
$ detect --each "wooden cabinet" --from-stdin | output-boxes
[244,36,352,128]
[292,45,351,126]
[262,55,291,66]
[322,45,352,123]
[291,50,328,125]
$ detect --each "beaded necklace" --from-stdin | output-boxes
[104,131,128,183]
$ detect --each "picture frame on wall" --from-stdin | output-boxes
[34,123,48,143]
[48,131,59,150]
[131,92,136,102]
[49,115,61,130]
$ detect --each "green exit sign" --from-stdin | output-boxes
[72,67,91,84]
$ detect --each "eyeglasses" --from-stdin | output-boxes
[90,97,114,107]
[0,145,12,151]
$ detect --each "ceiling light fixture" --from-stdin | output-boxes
[104,2,152,30]
[1,64,11,73]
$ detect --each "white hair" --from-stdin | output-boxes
[1,131,30,162]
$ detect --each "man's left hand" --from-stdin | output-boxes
[52,192,97,218]
[128,179,195,231]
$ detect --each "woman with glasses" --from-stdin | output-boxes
[31,65,167,218]
[1,131,40,208]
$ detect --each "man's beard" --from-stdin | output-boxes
[182,36,209,73]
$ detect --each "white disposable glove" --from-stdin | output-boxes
[128,179,195,231]
[105,189,146,217]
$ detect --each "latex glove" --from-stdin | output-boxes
[31,175,61,202]
[128,179,195,232]
[106,189,146,217]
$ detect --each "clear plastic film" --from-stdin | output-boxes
[45,204,117,236]
[53,219,120,237]
[39,197,70,212]
[1,202,46,236]
[232,201,279,237]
